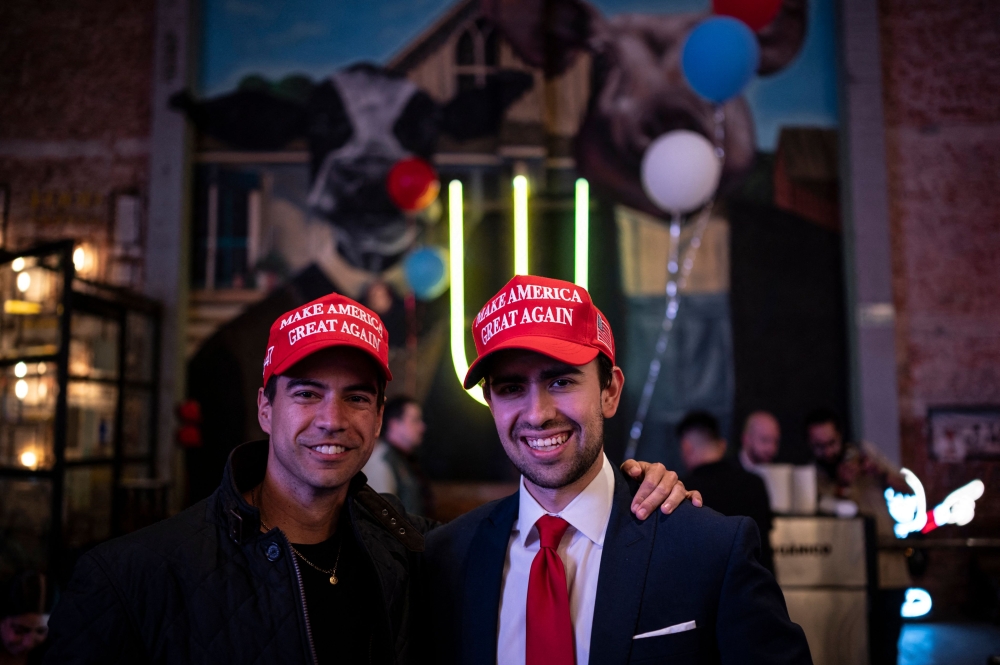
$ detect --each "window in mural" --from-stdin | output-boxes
[456,18,500,92]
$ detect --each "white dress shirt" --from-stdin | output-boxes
[362,441,396,494]
[497,453,615,665]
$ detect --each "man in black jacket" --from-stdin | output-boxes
[44,292,696,665]
[679,410,775,573]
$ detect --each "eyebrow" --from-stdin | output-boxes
[491,363,583,384]
[284,378,377,395]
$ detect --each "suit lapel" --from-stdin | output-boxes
[588,469,657,665]
[462,492,519,665]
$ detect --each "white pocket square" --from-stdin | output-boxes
[633,620,697,640]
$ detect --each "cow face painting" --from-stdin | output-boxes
[173,64,532,271]
[482,0,807,218]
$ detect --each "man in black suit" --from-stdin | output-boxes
[679,410,775,573]
[424,275,811,665]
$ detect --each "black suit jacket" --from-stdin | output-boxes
[683,459,775,573]
[424,467,811,665]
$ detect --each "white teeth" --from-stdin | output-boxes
[525,433,570,450]
[314,445,346,455]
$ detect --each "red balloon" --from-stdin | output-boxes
[713,0,782,31]
[386,157,440,212]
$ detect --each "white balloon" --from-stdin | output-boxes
[640,130,722,214]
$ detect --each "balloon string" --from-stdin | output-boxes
[623,204,712,460]
[623,104,725,461]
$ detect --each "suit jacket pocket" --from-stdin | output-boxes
[628,628,699,664]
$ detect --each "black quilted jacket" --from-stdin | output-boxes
[43,440,434,665]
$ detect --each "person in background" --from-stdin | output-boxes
[1,572,57,665]
[804,408,912,665]
[363,395,432,515]
[739,411,781,473]
[679,411,775,573]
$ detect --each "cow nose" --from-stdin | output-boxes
[386,157,440,212]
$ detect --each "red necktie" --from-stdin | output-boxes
[526,515,575,665]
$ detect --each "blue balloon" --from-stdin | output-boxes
[403,247,448,301]
[681,17,760,103]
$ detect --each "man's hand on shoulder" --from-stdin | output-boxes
[621,460,704,520]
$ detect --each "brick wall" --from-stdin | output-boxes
[0,0,155,278]
[881,0,1000,612]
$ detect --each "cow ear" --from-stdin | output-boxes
[304,81,354,177]
[394,90,441,159]
[481,0,601,76]
[757,0,808,75]
[439,70,534,141]
[170,88,309,150]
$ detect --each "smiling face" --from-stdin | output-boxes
[484,350,624,495]
[257,346,384,497]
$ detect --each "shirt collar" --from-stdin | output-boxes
[516,453,615,548]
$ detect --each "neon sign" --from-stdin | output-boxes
[448,178,591,404]
[901,588,932,619]
[885,468,985,538]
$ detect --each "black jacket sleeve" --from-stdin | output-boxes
[716,518,813,664]
[43,552,146,665]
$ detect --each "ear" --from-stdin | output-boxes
[304,80,354,178]
[601,365,625,419]
[757,0,808,75]
[439,70,534,141]
[170,87,310,150]
[481,0,602,76]
[257,386,272,435]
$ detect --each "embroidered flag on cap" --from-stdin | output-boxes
[463,275,615,388]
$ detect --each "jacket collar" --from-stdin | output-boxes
[588,466,658,665]
[461,491,520,665]
[219,440,266,545]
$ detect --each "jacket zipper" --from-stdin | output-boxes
[284,533,319,665]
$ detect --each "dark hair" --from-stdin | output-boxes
[383,395,418,425]
[676,410,720,441]
[2,572,57,618]
[803,408,842,436]
[262,371,387,408]
[482,352,615,398]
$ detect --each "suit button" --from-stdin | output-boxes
[266,542,281,561]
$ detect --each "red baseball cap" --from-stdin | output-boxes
[463,275,616,389]
[262,293,392,387]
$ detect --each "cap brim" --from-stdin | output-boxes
[270,337,392,383]
[463,336,599,389]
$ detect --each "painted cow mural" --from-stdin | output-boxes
[174,63,532,271]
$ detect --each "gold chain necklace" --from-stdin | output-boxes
[254,485,343,585]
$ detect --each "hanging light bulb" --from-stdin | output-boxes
[11,257,25,272]
[16,271,30,293]
[20,450,38,468]
[15,379,28,399]
[14,362,27,378]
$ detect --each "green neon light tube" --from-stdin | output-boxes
[575,178,589,289]
[513,175,529,275]
[448,180,487,405]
